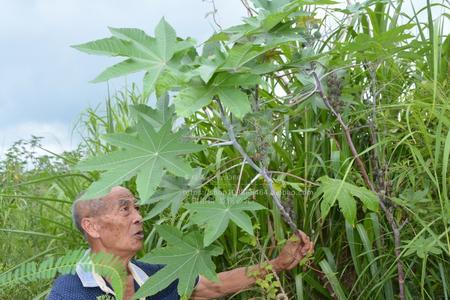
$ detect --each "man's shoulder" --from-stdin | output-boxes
[51,273,84,290]
[47,273,102,300]
[132,260,165,276]
[132,260,183,299]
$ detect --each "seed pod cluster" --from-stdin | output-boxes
[326,71,344,112]
[285,192,298,225]
[242,111,275,168]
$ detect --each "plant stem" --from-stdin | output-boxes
[215,99,298,232]
[215,98,338,299]
[311,69,405,300]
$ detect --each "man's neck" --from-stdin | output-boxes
[89,248,137,300]
[90,246,135,274]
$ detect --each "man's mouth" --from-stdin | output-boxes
[134,230,144,240]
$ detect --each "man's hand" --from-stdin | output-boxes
[191,231,314,299]
[270,231,314,272]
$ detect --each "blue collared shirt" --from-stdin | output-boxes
[47,258,195,300]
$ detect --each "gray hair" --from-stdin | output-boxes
[72,191,106,238]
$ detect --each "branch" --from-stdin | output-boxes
[215,99,298,232]
[240,0,256,16]
[311,70,375,191]
[311,68,405,300]
[241,173,261,194]
[267,171,319,187]
[206,0,223,31]
[235,161,246,194]
[210,141,234,147]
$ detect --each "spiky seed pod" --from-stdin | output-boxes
[285,193,298,224]
[243,111,274,168]
[327,71,344,112]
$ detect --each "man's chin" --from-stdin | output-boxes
[133,239,144,251]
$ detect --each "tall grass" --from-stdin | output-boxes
[0,1,449,299]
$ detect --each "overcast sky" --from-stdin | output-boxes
[0,0,442,158]
[0,0,246,157]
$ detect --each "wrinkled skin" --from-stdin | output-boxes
[80,187,144,261]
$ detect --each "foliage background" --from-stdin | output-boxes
[1,0,449,299]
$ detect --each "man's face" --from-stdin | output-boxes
[92,187,144,257]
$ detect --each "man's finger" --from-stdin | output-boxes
[301,241,313,256]
[289,245,314,270]
[298,241,312,258]
[301,246,309,256]
[294,231,310,249]
[307,242,314,254]
[286,260,299,270]
[298,230,310,245]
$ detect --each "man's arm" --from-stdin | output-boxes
[190,231,314,300]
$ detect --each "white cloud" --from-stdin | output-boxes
[0,0,246,155]
[0,121,78,158]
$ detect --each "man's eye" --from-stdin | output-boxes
[120,206,129,212]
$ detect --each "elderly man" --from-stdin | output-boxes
[48,186,313,300]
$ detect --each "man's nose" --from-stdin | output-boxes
[133,207,143,224]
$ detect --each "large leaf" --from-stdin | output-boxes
[217,88,251,118]
[75,117,204,201]
[154,17,177,61]
[73,18,192,97]
[336,24,414,61]
[189,46,224,84]
[131,94,174,131]
[143,168,203,219]
[315,176,379,225]
[174,85,215,118]
[185,190,266,246]
[220,44,270,71]
[93,59,150,83]
[135,225,223,298]
[404,235,443,259]
[174,72,261,118]
[71,36,148,58]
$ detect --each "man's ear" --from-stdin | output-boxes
[81,217,101,239]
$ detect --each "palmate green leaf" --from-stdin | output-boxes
[185,190,266,246]
[220,44,270,71]
[172,44,269,118]
[71,36,148,58]
[75,117,204,201]
[217,88,251,118]
[189,48,224,83]
[154,17,177,61]
[131,94,174,131]
[174,72,261,118]
[73,18,193,97]
[404,236,443,259]
[143,168,203,219]
[135,225,223,299]
[94,59,150,83]
[315,176,379,225]
[221,2,310,42]
[336,24,414,61]
[175,85,214,118]
[196,63,217,83]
